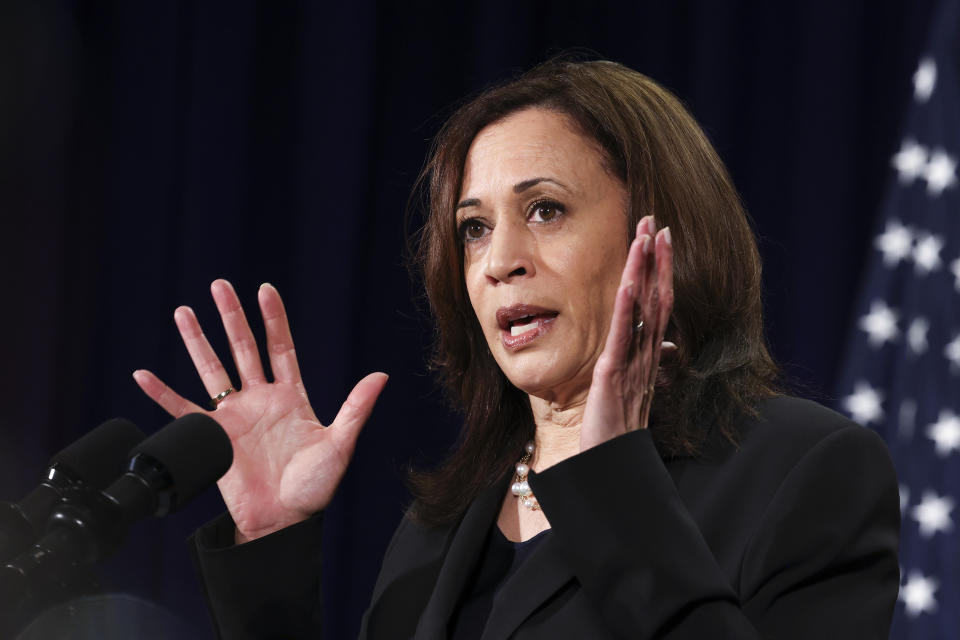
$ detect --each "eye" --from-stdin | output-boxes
[458,218,490,243]
[528,199,565,224]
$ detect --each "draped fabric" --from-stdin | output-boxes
[0,1,939,637]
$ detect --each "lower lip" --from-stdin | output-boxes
[500,316,557,350]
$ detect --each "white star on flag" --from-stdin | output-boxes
[923,149,957,196]
[944,335,960,372]
[911,233,944,274]
[842,380,885,425]
[859,300,899,347]
[913,57,937,102]
[951,257,960,292]
[874,219,914,267]
[906,317,929,354]
[926,409,960,457]
[892,139,928,184]
[910,490,955,537]
[900,570,939,617]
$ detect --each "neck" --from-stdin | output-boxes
[527,393,586,471]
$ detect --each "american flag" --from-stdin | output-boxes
[834,0,959,637]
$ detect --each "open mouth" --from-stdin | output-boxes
[507,313,557,336]
[496,305,559,349]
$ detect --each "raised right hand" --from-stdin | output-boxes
[133,279,387,543]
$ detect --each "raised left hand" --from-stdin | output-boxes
[580,215,674,451]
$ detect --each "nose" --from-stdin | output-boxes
[483,219,535,285]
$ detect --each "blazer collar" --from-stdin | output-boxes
[479,533,573,640]
[414,477,504,639]
[413,475,576,640]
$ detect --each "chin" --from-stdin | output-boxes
[497,353,586,402]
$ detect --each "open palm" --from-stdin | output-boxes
[134,279,387,542]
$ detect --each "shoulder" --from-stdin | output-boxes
[674,394,894,488]
[723,396,900,565]
[729,395,894,479]
[732,398,901,622]
[750,394,865,438]
[668,395,899,566]
[662,396,900,605]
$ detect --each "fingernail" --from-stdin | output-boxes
[642,235,652,255]
[260,282,273,289]
[662,227,672,245]
[625,280,634,297]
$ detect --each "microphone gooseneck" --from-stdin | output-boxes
[0,418,145,563]
[0,413,232,612]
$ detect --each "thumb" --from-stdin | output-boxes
[329,372,389,445]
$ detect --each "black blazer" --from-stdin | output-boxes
[191,396,900,639]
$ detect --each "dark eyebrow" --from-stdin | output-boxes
[455,198,480,211]
[513,177,569,194]
[456,177,570,211]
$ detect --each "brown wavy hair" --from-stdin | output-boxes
[409,59,778,526]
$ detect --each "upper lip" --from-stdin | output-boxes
[496,304,559,330]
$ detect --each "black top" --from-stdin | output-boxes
[449,527,550,639]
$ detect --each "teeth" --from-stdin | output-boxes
[511,320,539,336]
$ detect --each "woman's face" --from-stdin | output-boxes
[458,107,629,406]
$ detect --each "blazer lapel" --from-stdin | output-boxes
[414,478,506,640]
[479,533,575,640]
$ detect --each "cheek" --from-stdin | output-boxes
[549,235,627,297]
[463,263,493,334]
[463,263,481,311]
[566,244,628,338]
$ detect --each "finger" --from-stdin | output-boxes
[132,369,205,418]
[639,215,661,331]
[211,279,267,386]
[635,233,658,401]
[636,233,656,344]
[605,234,646,364]
[174,305,235,398]
[636,214,656,240]
[630,215,655,299]
[259,283,302,383]
[654,227,674,341]
[602,277,640,374]
[329,372,389,446]
[639,227,674,427]
[621,217,650,288]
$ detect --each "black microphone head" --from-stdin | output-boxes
[49,418,146,489]
[129,413,233,511]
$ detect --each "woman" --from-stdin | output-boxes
[134,60,900,638]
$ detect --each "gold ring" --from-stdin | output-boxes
[209,387,236,410]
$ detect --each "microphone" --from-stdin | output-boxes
[0,418,146,562]
[0,413,233,608]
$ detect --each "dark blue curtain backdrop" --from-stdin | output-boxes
[0,1,937,637]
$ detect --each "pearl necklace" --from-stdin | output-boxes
[511,441,540,511]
